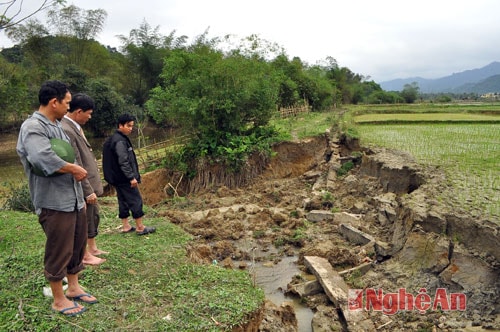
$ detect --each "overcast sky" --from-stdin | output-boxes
[2,0,500,82]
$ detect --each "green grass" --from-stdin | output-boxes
[271,110,339,139]
[357,123,499,219]
[349,102,500,115]
[0,200,264,331]
[354,112,500,123]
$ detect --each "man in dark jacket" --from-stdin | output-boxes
[102,113,155,235]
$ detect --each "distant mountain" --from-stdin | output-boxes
[379,61,500,94]
[452,74,500,94]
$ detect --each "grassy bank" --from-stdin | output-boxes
[350,103,500,220]
[0,199,264,331]
[357,123,499,218]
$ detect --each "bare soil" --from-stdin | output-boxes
[133,134,500,331]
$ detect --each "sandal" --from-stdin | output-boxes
[121,226,136,233]
[136,226,156,236]
[67,293,98,304]
[53,301,86,317]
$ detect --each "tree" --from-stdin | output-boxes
[47,5,107,66]
[0,0,65,30]
[62,64,89,92]
[86,78,124,137]
[0,55,31,129]
[5,4,111,76]
[146,44,281,171]
[401,82,420,103]
[227,33,284,61]
[4,18,49,44]
[271,55,337,111]
[302,65,336,110]
[366,90,403,104]
[319,57,365,105]
[148,46,279,132]
[117,20,183,106]
[47,5,106,40]
[271,55,303,107]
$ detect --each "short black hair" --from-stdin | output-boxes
[38,80,70,106]
[117,113,136,127]
[69,93,95,113]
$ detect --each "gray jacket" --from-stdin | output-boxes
[16,112,85,215]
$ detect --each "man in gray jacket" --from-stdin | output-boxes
[17,80,96,316]
[62,93,107,266]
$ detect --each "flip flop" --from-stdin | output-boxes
[121,226,136,233]
[53,301,86,316]
[136,226,156,236]
[68,293,98,304]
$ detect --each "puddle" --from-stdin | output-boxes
[250,256,314,332]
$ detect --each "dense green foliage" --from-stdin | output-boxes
[146,41,284,172]
[147,46,279,133]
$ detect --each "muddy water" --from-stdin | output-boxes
[252,256,314,332]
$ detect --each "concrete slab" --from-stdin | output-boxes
[304,256,349,307]
[339,261,373,277]
[287,280,323,297]
[340,223,375,245]
[304,256,375,331]
[306,210,335,223]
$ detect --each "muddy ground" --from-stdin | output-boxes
[136,133,499,332]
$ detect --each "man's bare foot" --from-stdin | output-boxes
[65,286,97,304]
[52,298,85,316]
[83,253,106,266]
[88,249,109,256]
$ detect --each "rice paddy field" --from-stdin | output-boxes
[353,106,499,220]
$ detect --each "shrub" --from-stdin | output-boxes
[337,161,354,177]
[3,182,34,212]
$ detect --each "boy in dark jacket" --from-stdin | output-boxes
[102,114,156,235]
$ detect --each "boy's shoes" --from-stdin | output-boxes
[121,226,136,233]
[137,226,156,235]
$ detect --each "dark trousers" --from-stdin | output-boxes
[39,207,87,281]
[115,184,145,219]
[87,203,100,239]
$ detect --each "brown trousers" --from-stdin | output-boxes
[39,207,87,281]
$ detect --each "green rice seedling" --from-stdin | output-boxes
[358,123,499,219]
[354,113,500,124]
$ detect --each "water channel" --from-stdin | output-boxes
[251,256,314,331]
